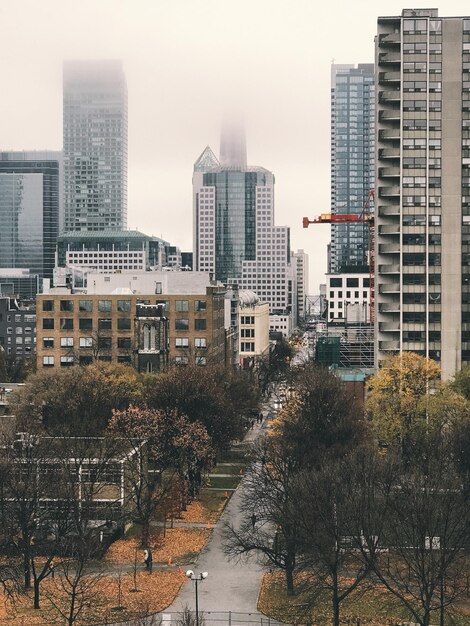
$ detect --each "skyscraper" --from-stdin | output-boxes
[330,64,375,273]
[376,8,470,379]
[0,151,61,282]
[193,128,295,335]
[63,60,128,232]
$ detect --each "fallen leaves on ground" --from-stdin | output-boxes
[0,571,186,625]
[105,528,211,565]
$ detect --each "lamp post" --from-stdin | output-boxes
[185,570,208,626]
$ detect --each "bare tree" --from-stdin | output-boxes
[224,439,301,594]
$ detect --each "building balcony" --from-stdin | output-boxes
[379,186,400,198]
[378,32,401,47]
[379,147,400,160]
[379,89,401,103]
[379,109,401,123]
[379,51,401,64]
[379,224,400,235]
[379,166,400,178]
[379,340,400,351]
[379,263,400,273]
[378,71,401,84]
[379,128,400,142]
[379,321,400,332]
[379,283,400,294]
[379,243,400,254]
[378,204,400,217]
[379,303,400,313]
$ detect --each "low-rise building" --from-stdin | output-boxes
[37,271,226,371]
[0,297,37,362]
[239,291,269,366]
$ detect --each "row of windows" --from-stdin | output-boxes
[175,338,207,349]
[329,277,370,288]
[240,342,255,352]
[43,336,133,350]
[329,291,368,299]
[42,299,208,313]
[43,318,131,331]
[43,355,132,368]
[175,319,206,331]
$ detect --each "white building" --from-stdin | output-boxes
[326,273,371,323]
[238,291,269,363]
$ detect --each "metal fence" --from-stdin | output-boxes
[160,612,287,626]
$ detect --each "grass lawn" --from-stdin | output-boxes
[210,463,246,476]
[206,475,241,490]
[258,572,470,626]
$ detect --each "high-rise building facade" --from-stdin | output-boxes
[0,151,61,282]
[376,8,470,379]
[292,249,309,322]
[330,64,375,273]
[63,60,128,232]
[193,129,295,334]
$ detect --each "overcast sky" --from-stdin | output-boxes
[1,0,469,291]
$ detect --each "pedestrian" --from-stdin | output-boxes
[251,513,257,528]
[251,419,255,430]
[144,548,153,570]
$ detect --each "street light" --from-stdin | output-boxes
[185,570,208,626]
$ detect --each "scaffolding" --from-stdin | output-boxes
[338,324,374,370]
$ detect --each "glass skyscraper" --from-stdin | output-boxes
[0,151,61,281]
[330,63,375,273]
[63,60,128,232]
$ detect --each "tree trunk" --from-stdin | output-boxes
[332,573,340,626]
[285,565,295,595]
[34,578,40,609]
[23,548,31,589]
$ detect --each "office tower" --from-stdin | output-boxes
[330,64,375,273]
[376,8,470,379]
[292,249,309,322]
[193,128,295,335]
[0,151,61,283]
[63,60,128,232]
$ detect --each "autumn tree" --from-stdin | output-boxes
[12,361,143,435]
[269,364,367,470]
[367,352,441,454]
[109,405,214,545]
[143,364,259,452]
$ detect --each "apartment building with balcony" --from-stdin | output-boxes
[376,9,470,379]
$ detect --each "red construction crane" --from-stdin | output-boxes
[303,190,375,322]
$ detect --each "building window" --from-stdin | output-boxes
[175,319,189,331]
[60,337,74,348]
[196,356,207,366]
[80,337,93,349]
[79,356,93,366]
[330,278,342,287]
[346,278,359,288]
[43,356,54,367]
[79,318,93,331]
[175,300,189,312]
[118,355,131,364]
[60,356,75,367]
[43,337,54,349]
[117,300,131,312]
[60,300,74,312]
[117,318,131,331]
[42,300,54,312]
[42,319,54,330]
[195,337,207,349]
[194,300,207,312]
[60,319,74,330]
[98,318,112,331]
[118,337,132,349]
[194,319,206,331]
[98,337,112,350]
[156,300,169,313]
[175,337,189,349]
[98,300,112,312]
[79,300,93,312]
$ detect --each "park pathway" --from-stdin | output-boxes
[166,399,276,617]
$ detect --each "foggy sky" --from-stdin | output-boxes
[1,0,469,291]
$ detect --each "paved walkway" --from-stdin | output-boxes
[166,400,276,615]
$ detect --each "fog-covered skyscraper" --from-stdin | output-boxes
[330,63,375,273]
[193,127,296,335]
[0,151,61,281]
[63,60,128,232]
